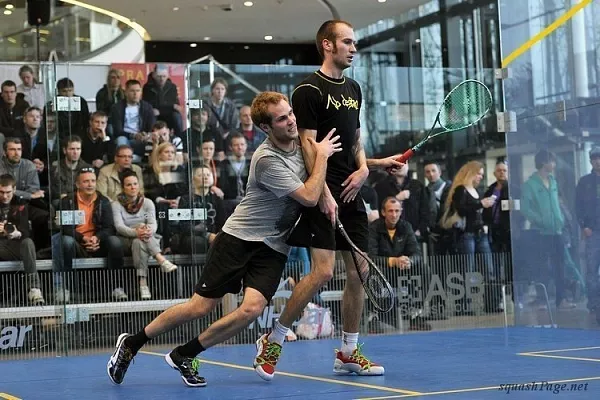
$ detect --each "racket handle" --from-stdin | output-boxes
[386,149,414,173]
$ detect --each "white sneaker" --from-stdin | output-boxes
[112,288,128,301]
[55,288,70,304]
[160,259,178,273]
[140,285,151,300]
[28,288,45,304]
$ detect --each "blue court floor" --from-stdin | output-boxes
[1,327,599,399]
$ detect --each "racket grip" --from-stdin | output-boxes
[386,149,414,173]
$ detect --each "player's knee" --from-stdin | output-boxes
[187,294,217,318]
[238,302,265,321]
[312,267,334,284]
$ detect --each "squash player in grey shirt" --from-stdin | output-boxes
[107,91,342,388]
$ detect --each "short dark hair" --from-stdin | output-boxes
[1,80,17,92]
[152,120,168,131]
[119,168,138,187]
[56,78,74,90]
[0,174,16,188]
[4,137,21,151]
[534,149,556,170]
[126,79,141,88]
[62,135,82,149]
[381,196,401,211]
[228,131,246,143]
[25,106,42,116]
[90,111,107,120]
[316,20,353,60]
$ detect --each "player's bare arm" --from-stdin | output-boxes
[290,128,341,206]
[298,128,338,224]
[340,128,370,203]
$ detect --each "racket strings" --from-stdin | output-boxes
[439,81,492,130]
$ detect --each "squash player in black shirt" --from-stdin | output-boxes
[253,20,403,381]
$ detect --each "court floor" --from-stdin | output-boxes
[1,327,599,399]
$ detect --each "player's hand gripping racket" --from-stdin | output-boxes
[336,216,395,313]
[388,79,493,171]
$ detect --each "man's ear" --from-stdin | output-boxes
[259,123,270,134]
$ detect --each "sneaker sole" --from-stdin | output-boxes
[333,359,385,376]
[253,335,274,381]
[164,353,207,387]
[107,333,130,385]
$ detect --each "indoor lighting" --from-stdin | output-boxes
[3,9,12,15]
[203,36,211,40]
[190,43,197,47]
[244,1,253,6]
[5,4,14,9]
[264,35,273,41]
[378,0,386,3]
[172,6,179,11]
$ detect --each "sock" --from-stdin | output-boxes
[125,328,151,353]
[268,319,289,346]
[341,331,359,356]
[177,338,206,358]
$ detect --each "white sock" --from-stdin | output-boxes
[341,331,359,355]
[268,319,289,346]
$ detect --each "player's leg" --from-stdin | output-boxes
[333,211,385,376]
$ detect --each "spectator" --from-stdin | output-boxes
[0,80,30,137]
[521,150,574,310]
[16,65,46,109]
[142,65,183,137]
[0,138,44,202]
[43,78,90,139]
[204,78,239,138]
[96,69,125,116]
[112,169,177,300]
[483,160,511,254]
[368,197,430,330]
[11,107,48,188]
[374,163,429,242]
[175,166,225,254]
[424,162,452,255]
[575,146,600,323]
[145,121,184,165]
[97,145,144,201]
[110,79,155,162]
[0,174,44,304]
[189,108,224,161]
[218,132,249,204]
[238,105,266,153]
[50,136,92,201]
[52,167,126,303]
[80,111,112,170]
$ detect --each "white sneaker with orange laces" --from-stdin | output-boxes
[333,344,385,376]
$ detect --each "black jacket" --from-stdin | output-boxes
[0,98,30,136]
[57,191,115,244]
[0,197,32,239]
[109,99,156,139]
[575,172,600,230]
[43,95,90,138]
[368,218,420,262]
[95,85,125,116]
[142,77,180,115]
[483,181,511,238]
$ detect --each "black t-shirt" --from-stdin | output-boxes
[291,70,362,194]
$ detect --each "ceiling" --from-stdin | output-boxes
[77,0,430,43]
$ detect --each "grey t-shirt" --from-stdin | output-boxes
[222,138,308,255]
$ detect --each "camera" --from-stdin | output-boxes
[4,222,15,234]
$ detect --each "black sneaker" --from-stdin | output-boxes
[165,349,207,387]
[107,333,135,384]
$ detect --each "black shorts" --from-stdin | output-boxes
[287,194,369,252]
[194,232,288,302]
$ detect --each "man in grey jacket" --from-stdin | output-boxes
[0,137,44,201]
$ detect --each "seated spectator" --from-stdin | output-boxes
[44,113,58,155]
[238,105,266,153]
[0,174,44,304]
[218,132,250,206]
[144,121,184,165]
[80,111,112,170]
[110,79,155,163]
[0,80,29,137]
[374,163,429,242]
[197,137,223,199]
[0,138,44,202]
[17,65,46,109]
[204,78,239,139]
[175,166,225,254]
[95,69,125,117]
[368,197,431,331]
[52,167,126,303]
[43,78,89,139]
[189,108,224,161]
[143,142,187,252]
[112,169,177,300]
[50,136,92,202]
[97,145,144,201]
[142,65,183,137]
[10,107,48,188]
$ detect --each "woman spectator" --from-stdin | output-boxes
[176,166,225,254]
[96,69,125,116]
[112,169,177,300]
[441,160,498,313]
[143,142,187,253]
